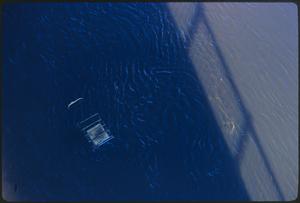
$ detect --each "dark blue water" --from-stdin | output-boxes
[3,3,250,201]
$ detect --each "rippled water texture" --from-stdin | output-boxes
[3,3,297,201]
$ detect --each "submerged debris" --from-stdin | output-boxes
[67,98,113,149]
[78,113,114,149]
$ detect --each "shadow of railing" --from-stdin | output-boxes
[3,3,286,201]
[170,3,285,200]
[152,4,251,200]
[105,3,252,200]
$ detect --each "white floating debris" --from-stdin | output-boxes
[67,97,84,110]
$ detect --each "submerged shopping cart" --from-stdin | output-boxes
[77,113,113,149]
[68,98,114,149]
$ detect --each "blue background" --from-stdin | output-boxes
[3,3,250,201]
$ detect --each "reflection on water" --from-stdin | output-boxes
[168,2,297,201]
[3,2,297,201]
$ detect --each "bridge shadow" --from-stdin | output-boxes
[167,3,285,200]
[2,2,281,201]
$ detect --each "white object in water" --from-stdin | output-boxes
[67,97,84,109]
[78,113,113,149]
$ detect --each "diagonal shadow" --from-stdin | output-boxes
[144,2,249,199]
[3,3,251,200]
[175,3,285,200]
[2,3,273,201]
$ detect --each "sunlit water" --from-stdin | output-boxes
[3,3,297,201]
